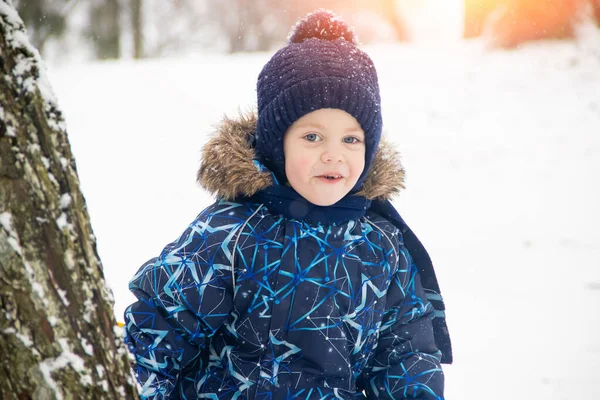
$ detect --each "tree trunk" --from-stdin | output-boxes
[0,2,138,399]
[131,0,143,59]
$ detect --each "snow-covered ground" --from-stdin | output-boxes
[48,34,600,399]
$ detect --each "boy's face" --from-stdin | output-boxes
[283,108,365,206]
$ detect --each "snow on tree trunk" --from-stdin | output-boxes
[0,1,138,399]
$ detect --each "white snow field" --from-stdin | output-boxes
[48,35,600,399]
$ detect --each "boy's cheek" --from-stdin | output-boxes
[289,156,312,171]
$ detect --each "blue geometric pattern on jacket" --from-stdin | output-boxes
[124,198,445,399]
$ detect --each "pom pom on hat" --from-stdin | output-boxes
[287,9,358,45]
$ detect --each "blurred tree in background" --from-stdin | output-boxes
[465,0,600,48]
[15,0,599,61]
[131,0,143,58]
[143,0,408,56]
[87,0,121,59]
[14,0,75,54]
[16,0,410,61]
[209,0,286,53]
[464,0,496,38]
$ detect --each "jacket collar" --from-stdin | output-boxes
[197,110,405,202]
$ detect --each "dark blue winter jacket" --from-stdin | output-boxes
[124,112,452,399]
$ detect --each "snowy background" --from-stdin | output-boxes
[45,16,600,400]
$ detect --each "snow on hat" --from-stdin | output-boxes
[255,9,382,192]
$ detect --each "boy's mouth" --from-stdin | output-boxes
[316,174,343,183]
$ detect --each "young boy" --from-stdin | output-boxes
[124,9,452,400]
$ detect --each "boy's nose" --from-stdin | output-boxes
[321,149,343,163]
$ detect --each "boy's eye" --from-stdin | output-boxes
[343,136,361,144]
[303,133,321,142]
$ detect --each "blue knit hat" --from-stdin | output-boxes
[255,9,382,192]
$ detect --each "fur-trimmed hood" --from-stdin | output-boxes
[197,111,405,201]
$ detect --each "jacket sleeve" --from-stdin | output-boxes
[124,210,238,399]
[359,246,445,399]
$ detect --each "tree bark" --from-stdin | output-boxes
[0,2,138,399]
